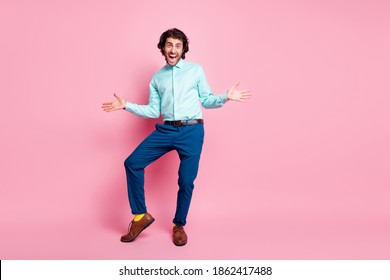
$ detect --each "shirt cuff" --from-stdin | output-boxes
[124,101,130,111]
[221,92,228,103]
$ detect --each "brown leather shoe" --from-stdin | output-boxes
[173,225,187,246]
[120,213,155,242]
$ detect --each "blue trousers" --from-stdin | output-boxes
[124,123,204,226]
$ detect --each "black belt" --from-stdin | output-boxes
[164,119,204,126]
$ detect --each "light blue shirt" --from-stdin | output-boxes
[125,59,228,121]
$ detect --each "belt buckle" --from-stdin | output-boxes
[172,120,188,127]
[173,120,183,127]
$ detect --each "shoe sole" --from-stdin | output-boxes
[173,241,187,246]
[121,218,155,243]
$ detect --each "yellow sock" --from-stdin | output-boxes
[134,214,145,222]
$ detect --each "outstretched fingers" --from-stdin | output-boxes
[240,90,252,98]
[102,103,115,112]
[235,89,252,102]
[101,93,126,112]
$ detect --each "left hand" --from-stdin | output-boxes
[102,93,126,112]
[227,82,251,102]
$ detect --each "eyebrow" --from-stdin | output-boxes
[166,42,182,46]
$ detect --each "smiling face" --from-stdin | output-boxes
[163,37,184,66]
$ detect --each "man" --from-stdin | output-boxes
[102,28,250,246]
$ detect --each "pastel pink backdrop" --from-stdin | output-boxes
[1,0,389,259]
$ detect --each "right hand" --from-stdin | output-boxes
[102,93,126,112]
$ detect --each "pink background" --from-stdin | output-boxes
[1,0,390,259]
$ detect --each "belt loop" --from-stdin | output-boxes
[185,120,188,126]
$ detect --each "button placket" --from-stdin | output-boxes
[171,67,175,120]
[172,66,180,121]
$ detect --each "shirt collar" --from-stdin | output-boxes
[165,58,185,69]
